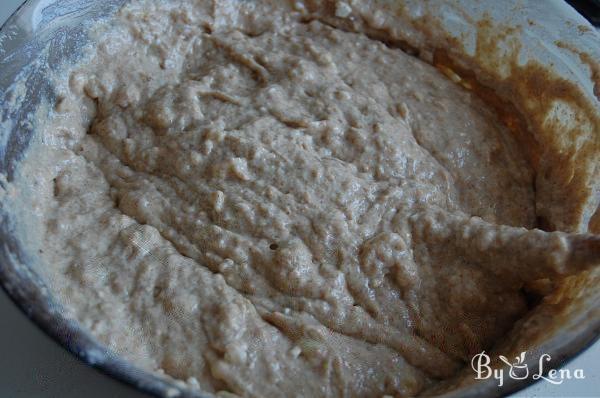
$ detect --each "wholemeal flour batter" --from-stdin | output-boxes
[11,1,600,396]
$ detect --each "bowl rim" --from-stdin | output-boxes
[0,1,598,398]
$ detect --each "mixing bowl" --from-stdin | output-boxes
[1,1,599,397]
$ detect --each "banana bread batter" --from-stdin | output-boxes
[15,1,598,396]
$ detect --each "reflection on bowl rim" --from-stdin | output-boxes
[0,1,598,397]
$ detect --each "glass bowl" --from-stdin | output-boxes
[0,1,598,397]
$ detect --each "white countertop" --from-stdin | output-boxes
[0,1,598,397]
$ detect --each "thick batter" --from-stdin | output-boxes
[16,1,598,396]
